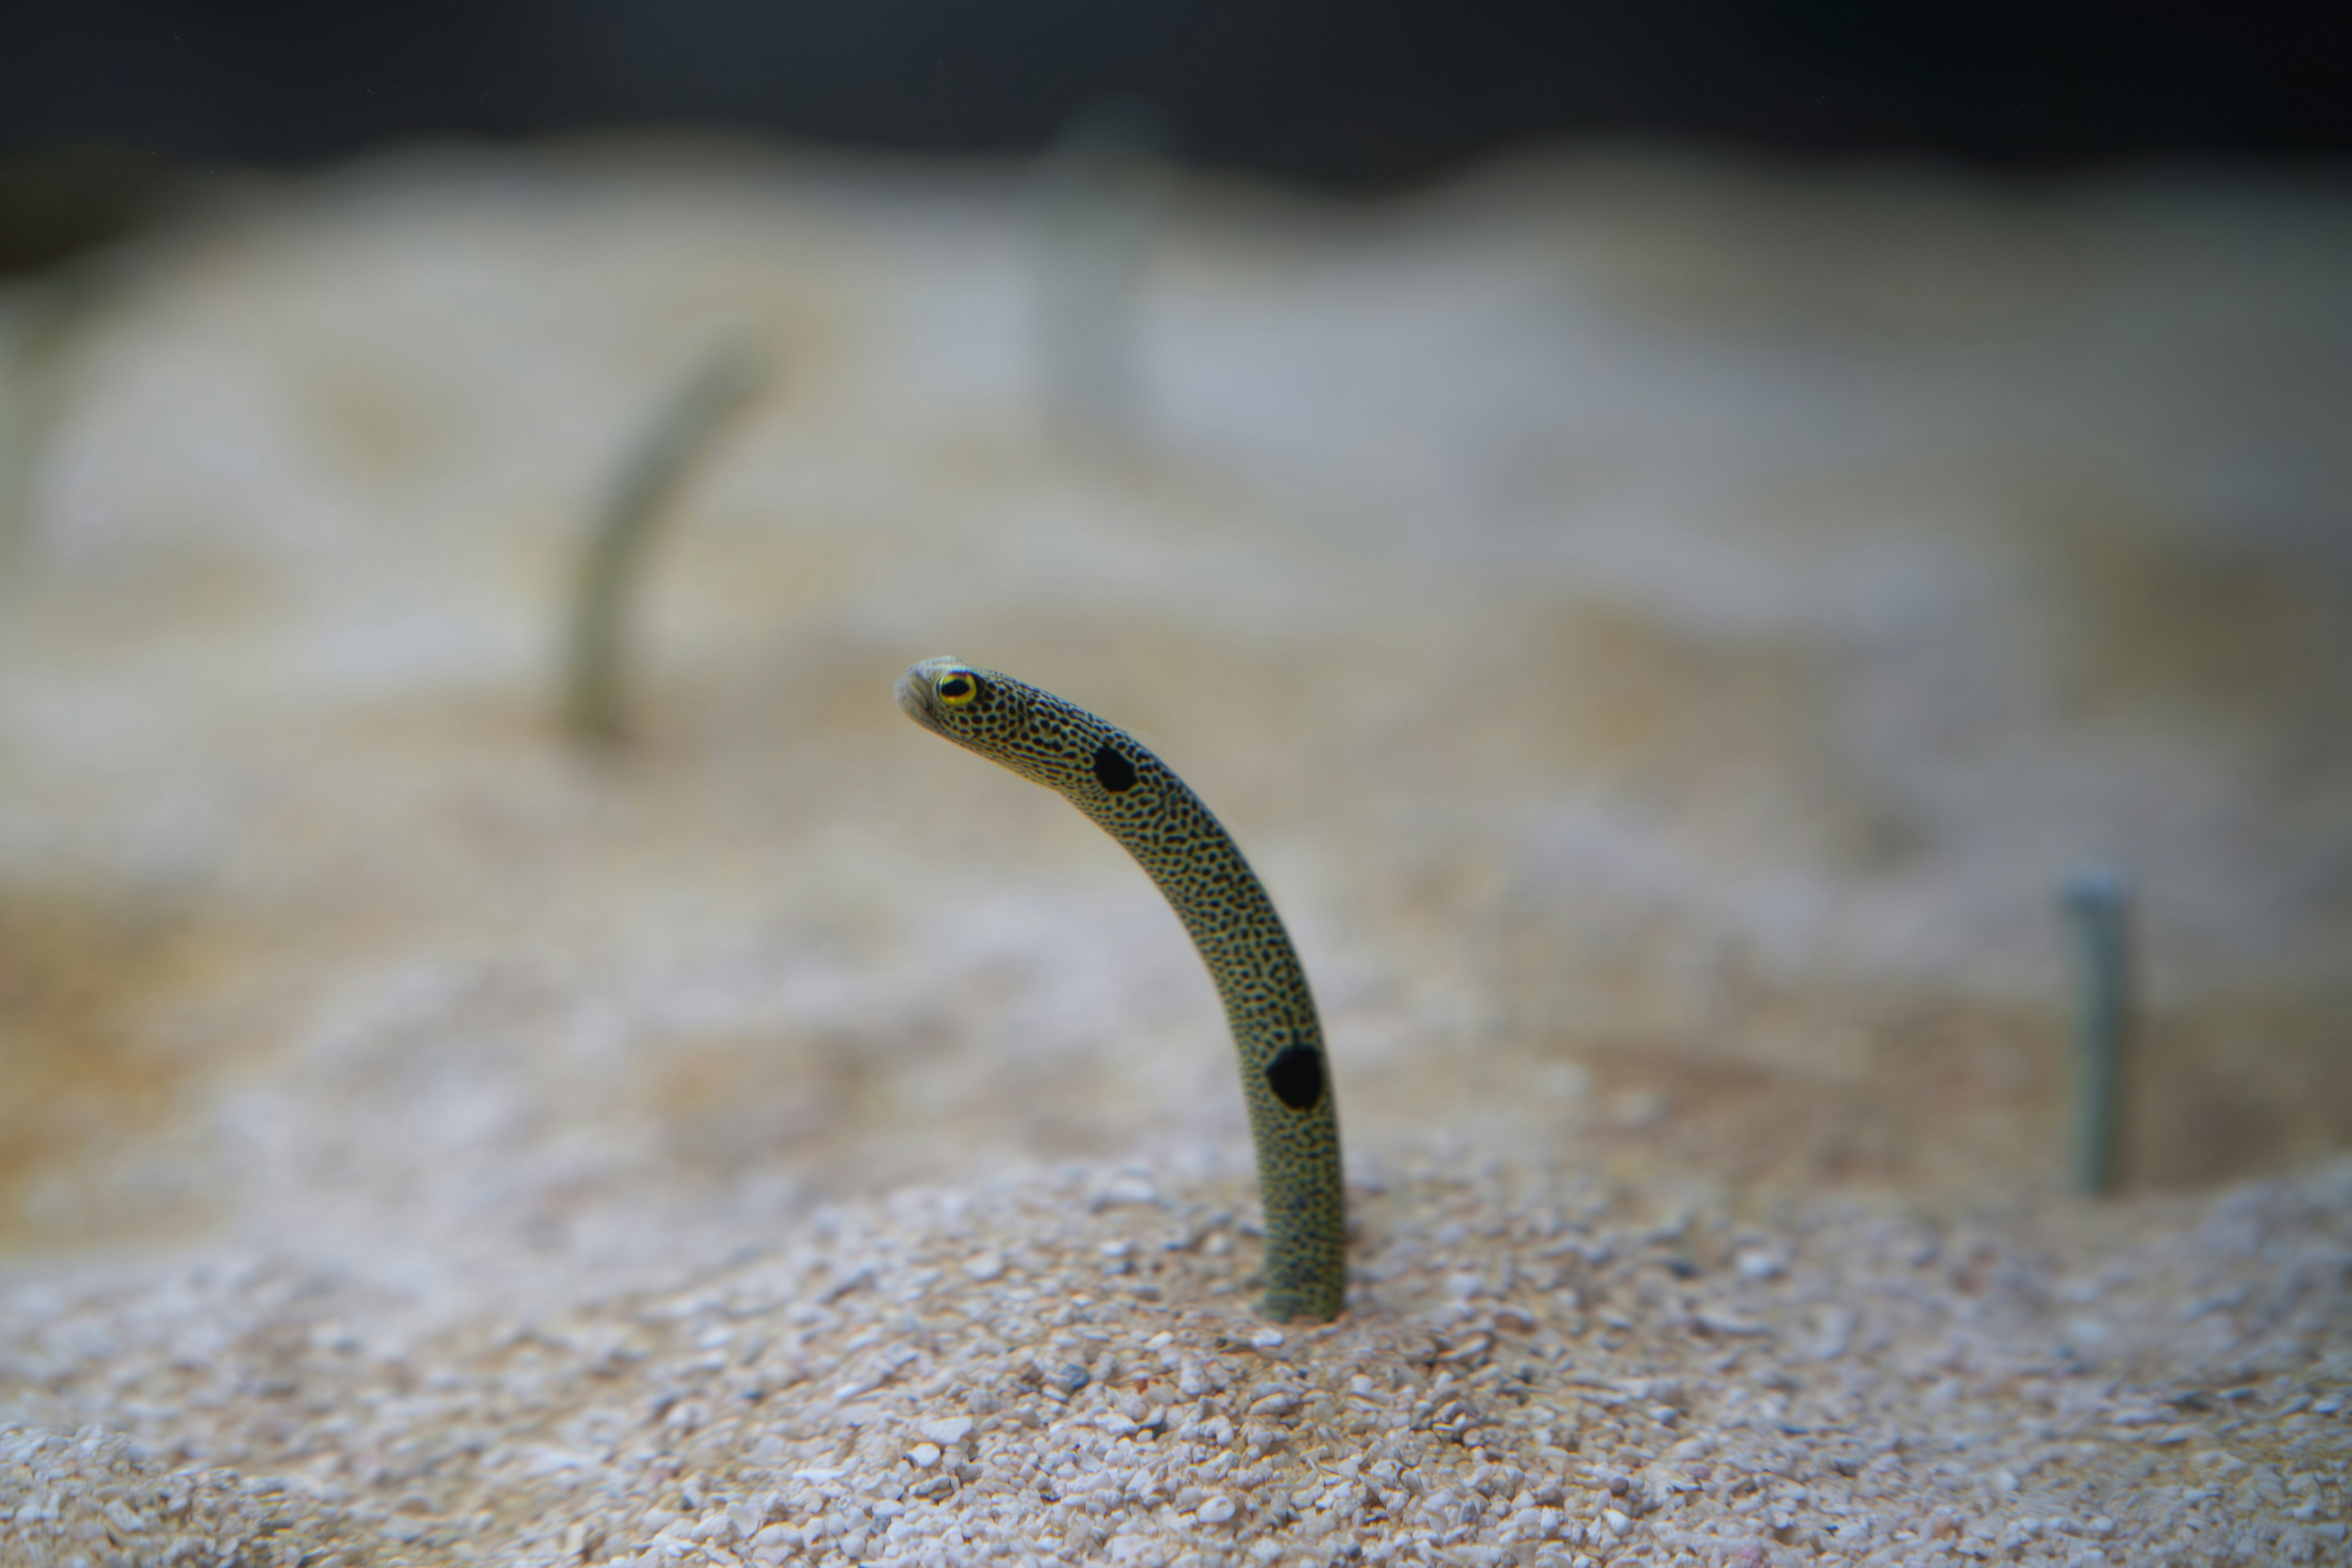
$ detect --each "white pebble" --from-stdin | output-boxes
[907,1443,941,1468]
[1250,1327,1286,1351]
[1602,1508,1631,1537]
[920,1415,974,1446]
[1197,1494,1237,1524]
[963,1251,1005,1281]
[1101,1174,1160,1205]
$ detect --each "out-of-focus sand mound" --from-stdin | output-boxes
[0,142,2346,1564]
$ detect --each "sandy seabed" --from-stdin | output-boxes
[0,141,2347,1564]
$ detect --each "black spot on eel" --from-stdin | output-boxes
[897,656,1346,1322]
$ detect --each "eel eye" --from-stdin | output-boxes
[937,673,979,706]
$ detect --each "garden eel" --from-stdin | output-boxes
[897,657,1346,1322]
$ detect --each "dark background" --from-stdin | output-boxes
[6,0,2349,179]
[2,1,2348,272]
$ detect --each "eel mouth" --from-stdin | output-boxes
[894,656,962,734]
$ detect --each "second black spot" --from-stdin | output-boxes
[1265,1046,1324,1110]
[1093,745,1137,793]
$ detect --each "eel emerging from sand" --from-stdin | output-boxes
[897,657,1346,1322]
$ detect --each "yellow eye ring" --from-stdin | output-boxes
[936,672,979,706]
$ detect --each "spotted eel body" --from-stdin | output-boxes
[897,656,1346,1322]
